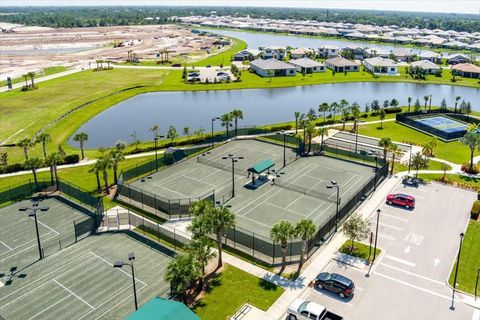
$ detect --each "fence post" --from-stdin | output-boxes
[73,220,77,243]
[154,195,157,215]
[140,190,144,209]
[233,227,236,248]
[174,228,177,251]
[252,232,255,258]
[142,216,145,235]
[157,222,160,241]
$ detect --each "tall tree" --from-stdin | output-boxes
[89,160,103,193]
[378,108,386,129]
[378,137,392,160]
[407,97,412,112]
[454,96,461,113]
[220,113,233,138]
[27,71,36,87]
[99,152,113,194]
[295,219,316,274]
[230,109,244,137]
[294,111,300,134]
[270,220,295,274]
[440,98,447,110]
[183,127,190,142]
[318,127,328,151]
[25,157,42,188]
[208,206,236,269]
[73,132,88,160]
[130,131,141,150]
[342,213,370,252]
[149,124,161,139]
[186,236,216,289]
[18,138,33,161]
[318,102,330,124]
[164,253,201,305]
[351,102,361,132]
[305,121,317,155]
[167,125,179,144]
[423,95,429,111]
[411,151,429,177]
[388,143,402,174]
[414,98,422,112]
[461,130,480,172]
[35,132,51,160]
[110,142,126,185]
[46,152,63,186]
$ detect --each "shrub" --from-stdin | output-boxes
[264,124,292,131]
[384,107,402,114]
[461,162,479,174]
[471,200,480,220]
[4,163,24,173]
[360,114,368,118]
[63,154,80,164]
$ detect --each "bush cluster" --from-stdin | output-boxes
[1,153,80,174]
[461,162,479,174]
[471,200,480,220]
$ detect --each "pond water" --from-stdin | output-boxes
[70,82,480,148]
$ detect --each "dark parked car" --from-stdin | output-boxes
[314,273,355,298]
[402,176,422,187]
[386,193,415,209]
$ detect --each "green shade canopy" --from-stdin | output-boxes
[126,297,199,320]
[247,159,275,174]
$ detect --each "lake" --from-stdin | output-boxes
[70,82,480,148]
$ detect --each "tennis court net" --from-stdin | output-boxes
[273,180,338,203]
[197,157,247,176]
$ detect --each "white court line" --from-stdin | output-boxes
[378,233,397,241]
[88,252,148,286]
[0,232,58,261]
[33,218,60,235]
[379,222,404,231]
[90,285,148,320]
[384,255,416,267]
[153,184,191,198]
[380,213,409,223]
[0,240,13,250]
[264,201,306,218]
[374,271,451,301]
[380,263,444,286]
[52,279,95,309]
[27,295,71,320]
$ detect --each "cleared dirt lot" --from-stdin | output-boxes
[304,181,476,320]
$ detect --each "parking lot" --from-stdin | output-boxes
[187,67,236,83]
[303,181,477,320]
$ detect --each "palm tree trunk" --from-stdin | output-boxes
[390,153,396,175]
[297,239,307,274]
[470,149,474,172]
[43,143,47,160]
[54,165,59,187]
[320,132,324,151]
[32,169,38,188]
[235,118,238,137]
[216,232,223,269]
[280,243,287,274]
[80,142,85,160]
[49,166,54,185]
[113,165,118,185]
[308,135,312,155]
[103,170,109,195]
[323,111,326,124]
[95,172,101,192]
[24,148,29,161]
[295,118,298,134]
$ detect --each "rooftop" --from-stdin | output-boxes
[250,58,296,70]
[452,63,480,73]
[411,60,441,70]
[325,56,360,67]
[364,57,397,67]
[289,58,325,68]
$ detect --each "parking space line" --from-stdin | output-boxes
[379,222,403,231]
[472,309,480,320]
[385,255,416,267]
[380,213,409,223]
[378,233,397,241]
[380,263,445,286]
[374,272,451,301]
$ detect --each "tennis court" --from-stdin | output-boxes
[413,115,467,134]
[332,131,410,153]
[0,198,173,320]
[129,139,294,202]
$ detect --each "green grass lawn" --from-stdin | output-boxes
[339,240,381,263]
[193,264,284,320]
[358,121,475,165]
[392,159,451,174]
[448,221,480,295]
[0,66,69,87]
[418,173,480,191]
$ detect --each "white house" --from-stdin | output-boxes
[232,49,261,61]
[324,56,360,73]
[318,45,340,58]
[410,60,441,74]
[250,59,296,77]
[390,48,415,62]
[260,46,286,60]
[418,51,442,63]
[363,57,399,75]
[289,58,325,73]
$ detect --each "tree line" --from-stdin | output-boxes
[0,6,478,32]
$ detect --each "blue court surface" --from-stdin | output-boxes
[414,116,468,133]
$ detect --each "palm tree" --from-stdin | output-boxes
[27,71,35,87]
[25,157,42,188]
[270,220,295,274]
[183,127,190,142]
[294,111,300,134]
[164,253,201,305]
[351,102,360,132]
[378,137,392,161]
[295,219,316,274]
[89,160,103,193]
[318,127,328,151]
[130,131,141,150]
[149,124,161,139]
[18,138,33,161]
[99,152,113,194]
[73,132,88,160]
[208,206,236,269]
[454,96,461,113]
[388,143,402,174]
[230,109,244,137]
[22,74,29,87]
[110,143,125,185]
[411,151,428,177]
[378,108,386,129]
[220,113,233,138]
[187,236,216,289]
[35,132,51,160]
[318,103,330,124]
[46,152,63,186]
[461,130,480,172]
[306,121,317,155]
[407,97,412,112]
[423,95,429,111]
[330,101,340,119]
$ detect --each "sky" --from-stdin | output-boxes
[2,0,480,15]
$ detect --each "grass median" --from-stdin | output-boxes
[339,240,381,263]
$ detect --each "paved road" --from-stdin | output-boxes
[303,181,477,320]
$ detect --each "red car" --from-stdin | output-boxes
[386,193,415,209]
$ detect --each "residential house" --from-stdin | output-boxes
[363,57,399,75]
[410,60,442,74]
[447,53,469,65]
[250,59,297,77]
[232,49,261,61]
[365,47,390,58]
[418,51,442,63]
[341,45,366,60]
[289,48,314,59]
[318,45,340,58]
[324,56,360,73]
[390,48,415,62]
[452,63,480,78]
[260,46,286,60]
[289,58,326,74]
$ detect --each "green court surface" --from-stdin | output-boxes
[130,139,294,201]
[0,198,173,320]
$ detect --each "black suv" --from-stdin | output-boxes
[314,272,355,298]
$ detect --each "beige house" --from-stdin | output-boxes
[452,63,480,78]
[410,60,442,74]
[325,56,360,73]
[289,58,325,73]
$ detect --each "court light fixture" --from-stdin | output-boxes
[19,202,49,260]
[113,253,138,310]
[113,261,124,268]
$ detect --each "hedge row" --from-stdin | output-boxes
[1,154,80,174]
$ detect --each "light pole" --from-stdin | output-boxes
[276,130,287,168]
[222,154,243,198]
[372,209,381,263]
[19,199,49,260]
[354,119,359,154]
[114,252,138,311]
[326,180,340,232]
[451,232,465,310]
[153,135,165,172]
[211,117,219,149]
[369,149,379,191]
